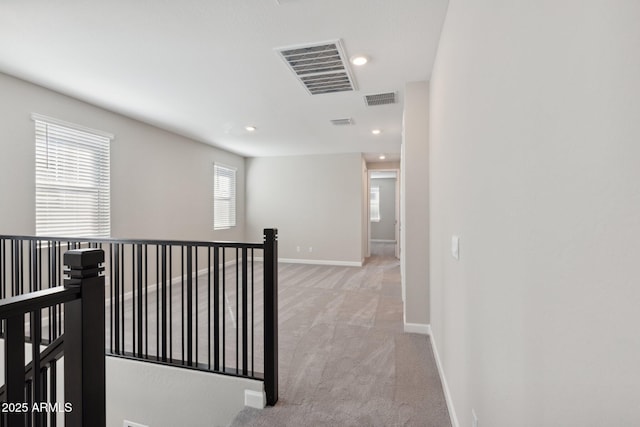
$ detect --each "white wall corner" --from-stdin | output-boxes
[403,322,431,335]
[428,330,460,427]
[244,389,266,409]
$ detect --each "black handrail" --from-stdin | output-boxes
[0,286,80,317]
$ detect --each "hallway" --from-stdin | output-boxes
[232,251,450,426]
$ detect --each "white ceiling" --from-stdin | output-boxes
[0,0,448,160]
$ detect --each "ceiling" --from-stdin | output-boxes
[0,0,448,161]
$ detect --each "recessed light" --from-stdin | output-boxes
[351,56,368,66]
[371,129,382,135]
[379,155,386,160]
[245,125,256,132]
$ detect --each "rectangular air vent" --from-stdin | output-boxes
[330,118,354,126]
[277,40,356,95]
[364,92,397,106]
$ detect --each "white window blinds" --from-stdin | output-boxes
[214,163,236,230]
[370,186,380,222]
[33,115,112,238]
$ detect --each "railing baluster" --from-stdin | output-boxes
[214,246,220,371]
[180,246,184,364]
[5,314,26,426]
[50,360,57,427]
[251,247,255,377]
[144,245,148,358]
[169,245,173,361]
[11,240,16,297]
[195,248,198,366]
[186,245,193,366]
[236,248,239,374]
[29,241,33,294]
[30,310,42,425]
[137,244,143,358]
[40,364,48,427]
[156,245,160,361]
[120,244,125,354]
[208,246,212,370]
[222,248,226,371]
[114,243,120,354]
[20,240,24,295]
[1,239,4,302]
[161,245,167,362]
[109,243,114,354]
[242,247,248,376]
[132,244,136,356]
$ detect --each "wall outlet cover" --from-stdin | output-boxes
[451,235,460,260]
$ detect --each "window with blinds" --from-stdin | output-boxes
[33,114,112,238]
[213,163,236,230]
[370,186,380,222]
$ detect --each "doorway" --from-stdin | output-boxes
[368,170,399,258]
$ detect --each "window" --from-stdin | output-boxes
[33,114,112,238]
[213,163,236,230]
[370,186,380,222]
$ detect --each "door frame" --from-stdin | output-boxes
[367,168,400,259]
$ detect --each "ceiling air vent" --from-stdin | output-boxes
[330,118,354,126]
[277,40,357,95]
[364,92,397,106]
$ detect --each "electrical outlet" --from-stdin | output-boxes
[451,235,460,260]
[296,246,300,252]
[471,409,478,427]
[308,246,313,253]
[124,421,148,427]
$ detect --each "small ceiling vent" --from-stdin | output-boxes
[364,92,397,106]
[330,118,354,126]
[277,40,357,95]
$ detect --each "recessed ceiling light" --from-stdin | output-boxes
[371,129,382,135]
[379,155,386,160]
[245,126,256,132]
[351,56,368,66]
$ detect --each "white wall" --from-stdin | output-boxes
[430,1,640,426]
[106,357,263,427]
[402,81,430,328]
[0,72,245,242]
[245,153,363,265]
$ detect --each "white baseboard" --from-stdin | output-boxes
[279,258,362,267]
[428,328,460,427]
[253,257,362,267]
[371,239,397,243]
[403,322,430,335]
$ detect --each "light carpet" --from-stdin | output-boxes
[230,243,451,427]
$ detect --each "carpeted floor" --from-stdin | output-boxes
[230,242,451,427]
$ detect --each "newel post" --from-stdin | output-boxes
[263,228,279,406]
[63,248,106,427]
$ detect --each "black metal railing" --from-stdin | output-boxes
[0,248,106,427]
[0,229,279,406]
